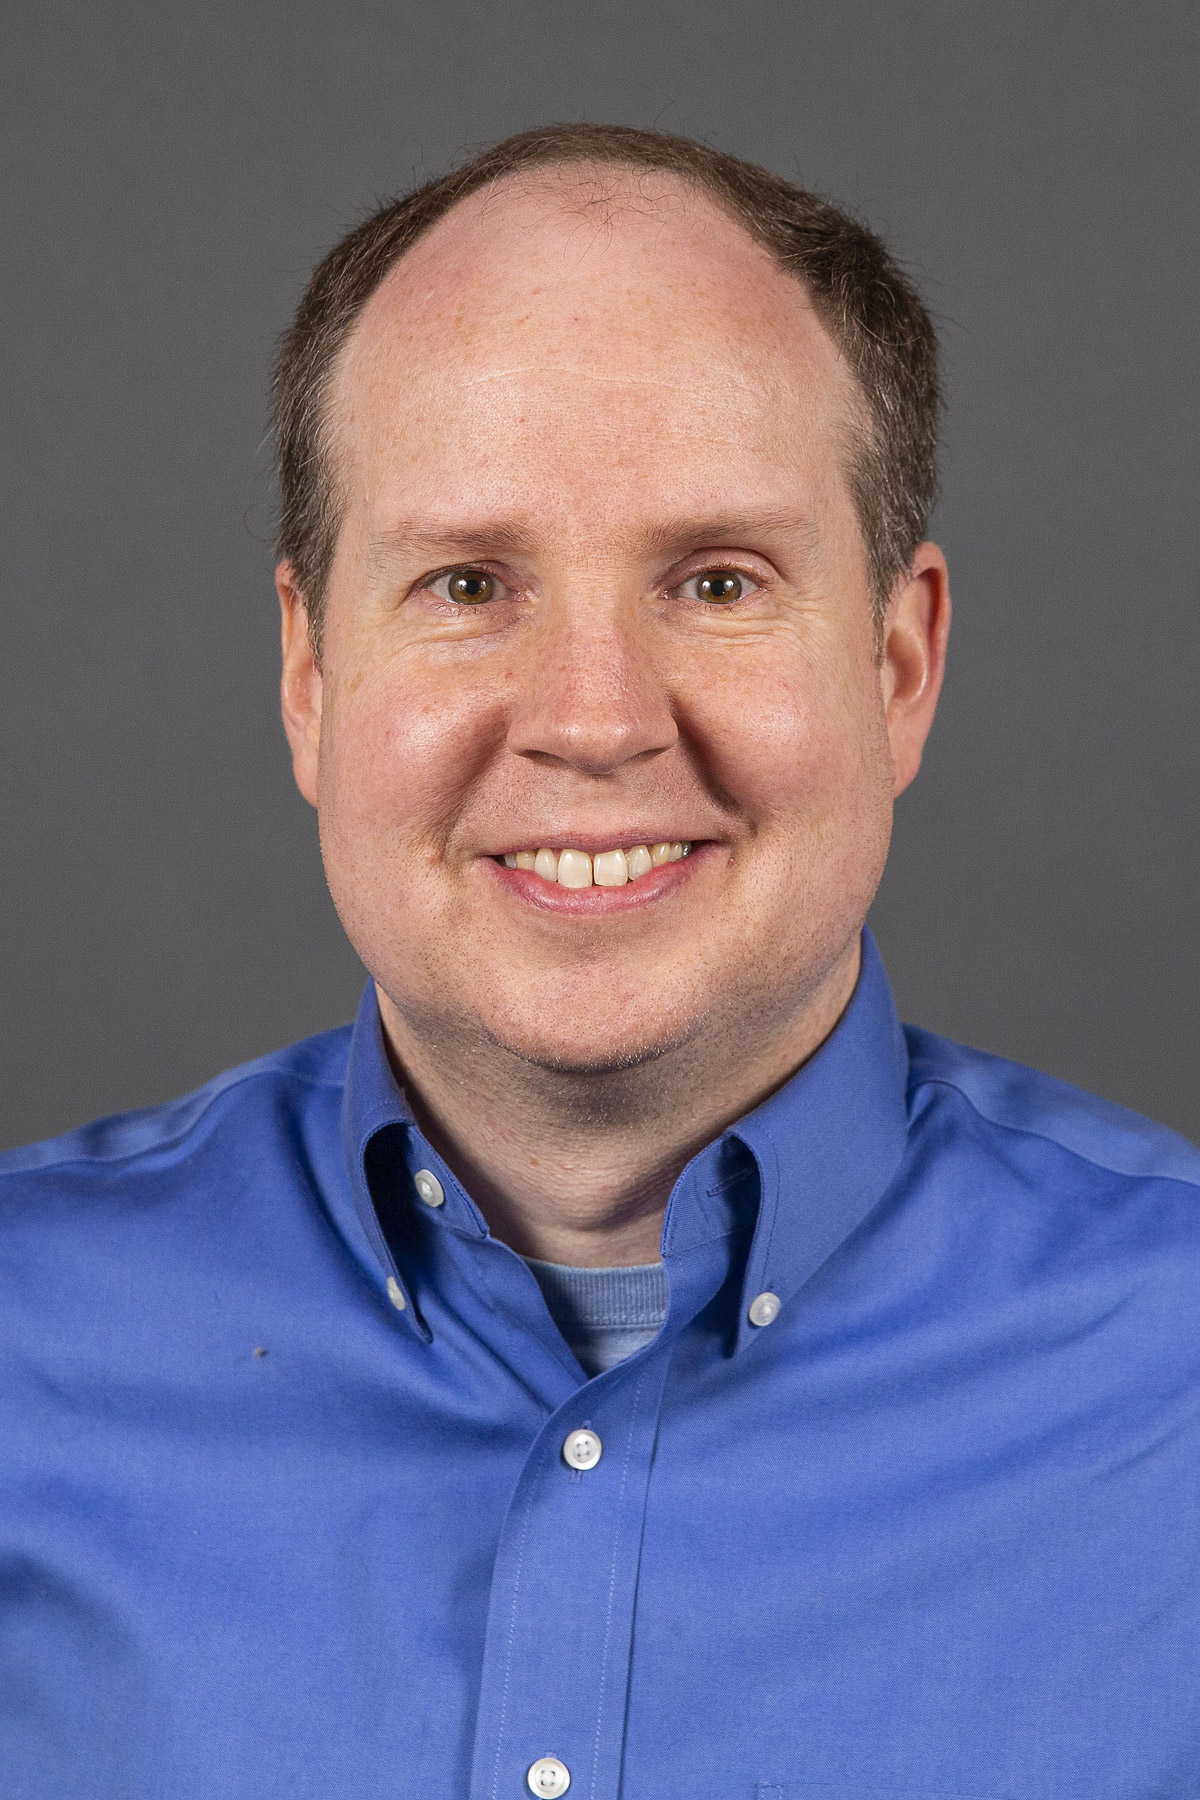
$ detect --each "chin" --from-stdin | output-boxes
[478,1003,694,1078]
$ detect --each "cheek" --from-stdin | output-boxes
[316,658,504,854]
[683,642,889,834]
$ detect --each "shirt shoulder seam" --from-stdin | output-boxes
[0,1066,347,1180]
[912,1070,1200,1193]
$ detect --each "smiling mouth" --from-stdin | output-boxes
[497,841,692,889]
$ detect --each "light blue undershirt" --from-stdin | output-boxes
[523,1257,668,1377]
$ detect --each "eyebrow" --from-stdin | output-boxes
[636,509,822,561]
[366,519,542,572]
[365,508,822,572]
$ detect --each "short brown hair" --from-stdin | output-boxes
[273,123,940,649]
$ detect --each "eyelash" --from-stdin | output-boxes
[420,563,766,607]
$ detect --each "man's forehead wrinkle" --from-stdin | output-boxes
[345,326,830,422]
[364,313,838,443]
[341,318,812,443]
[450,362,755,395]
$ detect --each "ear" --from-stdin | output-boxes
[880,542,951,797]
[277,560,322,809]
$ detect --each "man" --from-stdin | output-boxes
[2,124,1197,1799]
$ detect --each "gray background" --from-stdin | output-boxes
[2,0,1196,1149]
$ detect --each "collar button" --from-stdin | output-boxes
[413,1169,445,1208]
[748,1290,781,1327]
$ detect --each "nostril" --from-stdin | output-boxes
[507,680,679,775]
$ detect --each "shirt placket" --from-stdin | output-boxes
[467,1345,671,1800]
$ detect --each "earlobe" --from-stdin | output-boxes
[276,560,322,809]
[882,542,951,798]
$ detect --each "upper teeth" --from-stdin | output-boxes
[502,842,691,887]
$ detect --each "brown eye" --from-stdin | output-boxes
[447,570,495,604]
[696,572,743,603]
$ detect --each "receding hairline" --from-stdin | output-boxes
[338,154,818,343]
[273,123,940,652]
[346,155,802,313]
[319,158,869,567]
[413,153,781,237]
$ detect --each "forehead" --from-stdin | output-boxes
[330,168,859,529]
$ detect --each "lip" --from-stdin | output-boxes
[483,831,703,859]
[482,840,715,915]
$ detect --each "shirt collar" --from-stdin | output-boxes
[333,985,423,1331]
[337,928,911,1348]
[718,926,910,1350]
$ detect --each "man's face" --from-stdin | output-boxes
[281,171,945,1079]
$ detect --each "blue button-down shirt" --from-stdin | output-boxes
[3,932,1199,1799]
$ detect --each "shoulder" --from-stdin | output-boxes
[0,1027,361,1421]
[0,1024,354,1191]
[904,1024,1200,1191]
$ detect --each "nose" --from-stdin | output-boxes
[506,601,677,777]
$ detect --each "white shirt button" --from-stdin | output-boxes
[748,1290,781,1327]
[562,1428,603,1471]
[527,1757,570,1796]
[385,1276,406,1311]
[413,1169,444,1208]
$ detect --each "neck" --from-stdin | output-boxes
[376,938,861,1267]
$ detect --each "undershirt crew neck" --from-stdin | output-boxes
[522,1257,668,1377]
